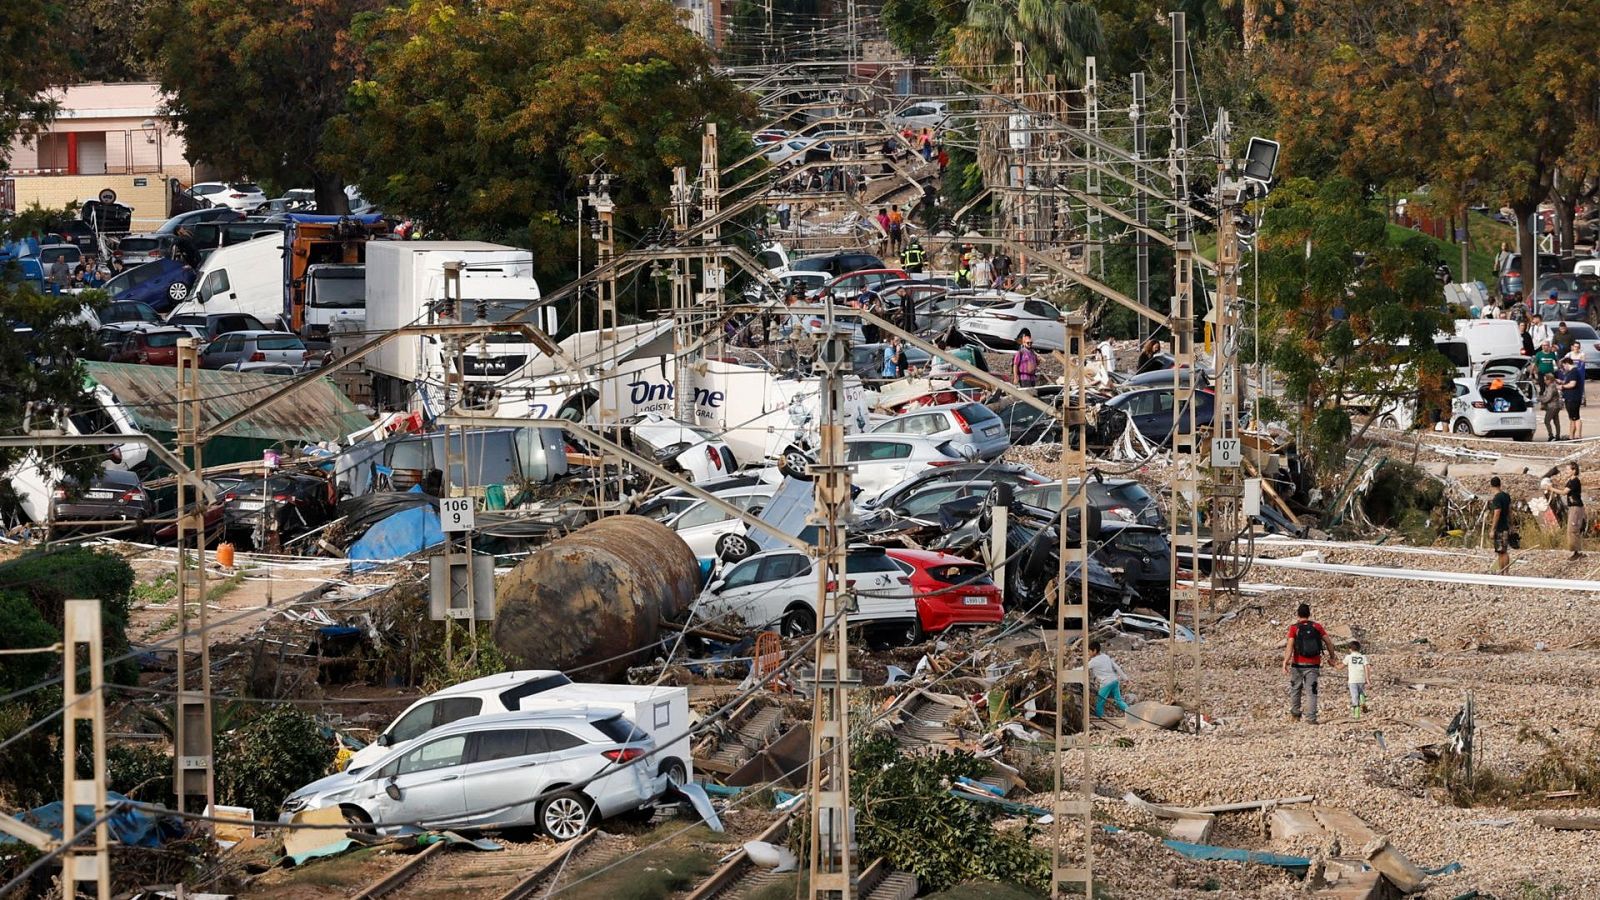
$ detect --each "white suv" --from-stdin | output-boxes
[700,544,917,637]
[843,433,971,501]
[189,181,268,212]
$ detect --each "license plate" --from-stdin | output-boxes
[236,500,264,511]
[85,490,114,500]
[962,596,989,606]
[984,426,1002,436]
[1500,416,1521,424]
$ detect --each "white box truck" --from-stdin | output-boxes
[365,241,543,409]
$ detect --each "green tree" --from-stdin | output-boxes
[147,0,380,212]
[1253,177,1453,472]
[880,0,965,63]
[0,0,71,168]
[331,0,752,287]
[71,0,161,82]
[949,0,1105,88]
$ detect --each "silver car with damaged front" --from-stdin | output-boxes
[279,708,666,840]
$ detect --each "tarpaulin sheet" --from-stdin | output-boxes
[348,499,444,572]
[0,791,182,848]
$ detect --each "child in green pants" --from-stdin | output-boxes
[1088,641,1130,717]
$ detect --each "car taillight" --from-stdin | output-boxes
[898,576,911,585]
[1472,400,1487,409]
[707,446,722,470]
[223,493,236,502]
[601,748,645,763]
[52,488,67,500]
[120,490,139,502]
[825,580,838,592]
[927,459,962,467]
[951,409,972,433]
[249,351,265,362]
[273,493,290,502]
[228,192,246,199]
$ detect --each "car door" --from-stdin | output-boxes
[374,734,470,826]
[705,556,768,626]
[846,439,913,497]
[457,729,542,825]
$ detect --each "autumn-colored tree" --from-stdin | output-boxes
[330,0,751,286]
[1265,0,1600,298]
[1254,177,1454,470]
[147,0,380,212]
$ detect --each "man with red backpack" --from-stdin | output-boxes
[1281,602,1337,724]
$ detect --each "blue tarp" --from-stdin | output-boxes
[0,791,182,848]
[284,213,385,225]
[1161,839,1311,872]
[348,487,444,571]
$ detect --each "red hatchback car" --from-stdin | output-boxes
[887,548,1003,640]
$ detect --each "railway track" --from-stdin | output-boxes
[350,830,601,900]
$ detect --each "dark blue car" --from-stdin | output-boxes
[102,259,195,313]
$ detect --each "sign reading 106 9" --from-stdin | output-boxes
[441,497,476,532]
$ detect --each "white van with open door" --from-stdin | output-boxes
[1454,319,1523,371]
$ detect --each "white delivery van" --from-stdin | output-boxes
[177,232,288,330]
[1454,319,1523,370]
[345,670,692,784]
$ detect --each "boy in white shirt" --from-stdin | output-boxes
[1087,640,1129,718]
[1342,640,1371,719]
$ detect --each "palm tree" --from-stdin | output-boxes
[949,0,1104,89]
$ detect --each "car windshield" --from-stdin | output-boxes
[145,331,182,348]
[39,247,78,265]
[231,183,262,193]
[308,270,365,308]
[592,715,645,744]
[256,335,305,351]
[1112,530,1168,554]
[119,238,159,253]
[923,561,990,585]
[1564,323,1598,340]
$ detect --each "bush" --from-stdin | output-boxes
[0,590,61,693]
[0,547,138,685]
[108,742,174,807]
[216,705,337,815]
[848,738,1049,893]
[0,698,62,809]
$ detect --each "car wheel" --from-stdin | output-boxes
[659,759,688,787]
[782,605,817,638]
[716,532,754,563]
[1452,418,1474,435]
[778,447,813,481]
[1379,415,1399,430]
[340,805,373,832]
[168,281,189,301]
[904,617,928,645]
[538,791,594,841]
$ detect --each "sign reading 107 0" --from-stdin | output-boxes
[1211,437,1242,469]
[441,497,476,532]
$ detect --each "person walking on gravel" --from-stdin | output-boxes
[1282,602,1336,724]
[1566,462,1585,559]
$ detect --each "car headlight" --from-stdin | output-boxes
[281,796,309,814]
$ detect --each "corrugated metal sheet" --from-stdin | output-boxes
[82,361,370,444]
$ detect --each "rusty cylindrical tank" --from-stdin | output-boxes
[493,515,699,679]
